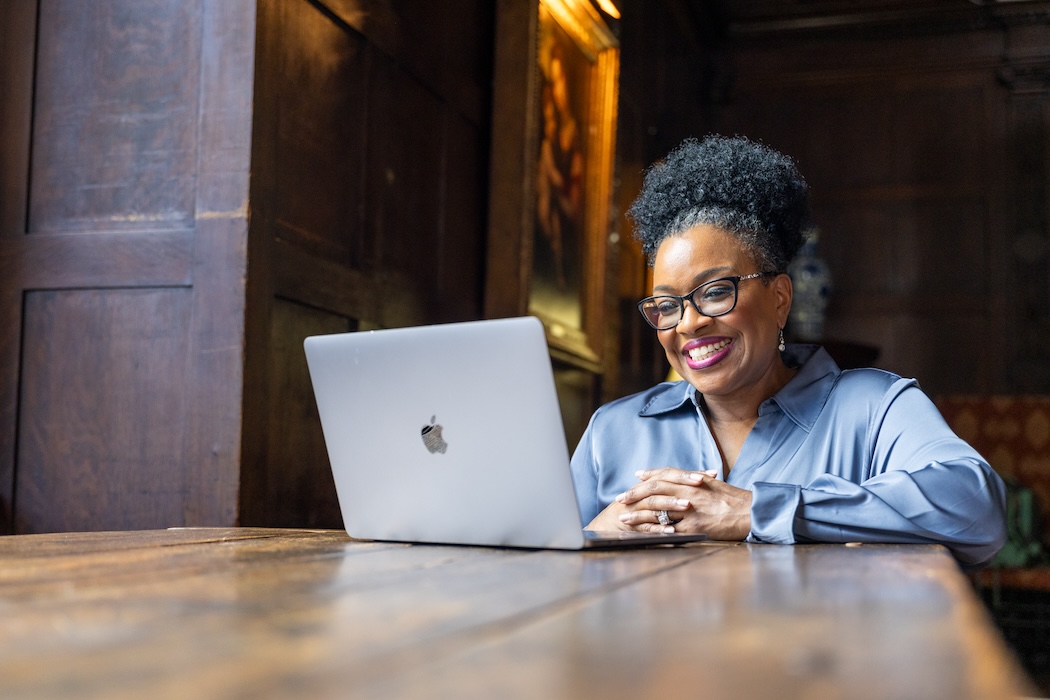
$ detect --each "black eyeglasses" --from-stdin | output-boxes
[637,272,774,330]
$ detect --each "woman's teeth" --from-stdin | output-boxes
[688,339,730,361]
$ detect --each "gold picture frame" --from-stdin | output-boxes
[486,0,619,374]
[531,0,619,370]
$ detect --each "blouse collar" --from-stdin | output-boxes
[637,344,841,432]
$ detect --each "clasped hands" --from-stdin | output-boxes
[586,467,753,541]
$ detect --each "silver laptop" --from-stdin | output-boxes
[303,316,707,550]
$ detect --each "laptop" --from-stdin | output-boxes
[303,316,707,550]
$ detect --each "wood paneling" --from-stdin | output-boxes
[29,0,202,233]
[273,0,367,265]
[241,0,494,527]
[0,0,256,533]
[364,52,445,289]
[17,289,192,533]
[1002,65,1050,391]
[249,298,350,528]
[0,0,44,528]
[485,0,540,322]
[1,0,496,532]
[441,112,488,323]
[0,1,35,237]
[712,28,1014,395]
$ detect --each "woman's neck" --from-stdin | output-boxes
[698,359,797,425]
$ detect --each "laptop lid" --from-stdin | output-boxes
[305,317,589,548]
[304,317,706,550]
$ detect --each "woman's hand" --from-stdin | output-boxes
[584,500,634,532]
[614,468,753,541]
[585,472,697,532]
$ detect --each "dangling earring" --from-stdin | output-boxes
[778,328,786,352]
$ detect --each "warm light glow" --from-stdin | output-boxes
[595,0,620,19]
[542,0,618,59]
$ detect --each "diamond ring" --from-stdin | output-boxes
[657,510,671,526]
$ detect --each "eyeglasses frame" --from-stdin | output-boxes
[636,272,776,330]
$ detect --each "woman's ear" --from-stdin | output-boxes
[773,273,793,329]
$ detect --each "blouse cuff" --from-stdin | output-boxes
[748,482,802,544]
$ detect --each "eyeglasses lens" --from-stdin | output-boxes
[639,278,739,330]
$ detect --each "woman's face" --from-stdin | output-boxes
[652,224,792,400]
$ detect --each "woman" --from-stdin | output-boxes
[570,135,1006,568]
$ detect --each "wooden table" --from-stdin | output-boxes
[0,528,1034,699]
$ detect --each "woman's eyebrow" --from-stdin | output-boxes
[652,266,733,293]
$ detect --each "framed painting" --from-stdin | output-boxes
[530,0,619,370]
[485,0,619,374]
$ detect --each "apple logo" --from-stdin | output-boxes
[421,415,448,454]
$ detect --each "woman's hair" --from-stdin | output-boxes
[627,135,810,273]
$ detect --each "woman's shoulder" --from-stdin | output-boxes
[834,365,917,393]
[825,365,924,417]
[788,345,917,405]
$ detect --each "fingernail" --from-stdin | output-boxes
[704,469,718,476]
[619,513,631,522]
[615,492,626,503]
[635,470,648,479]
[676,499,690,507]
[662,526,676,534]
[687,472,704,482]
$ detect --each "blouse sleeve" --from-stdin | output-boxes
[749,379,1008,568]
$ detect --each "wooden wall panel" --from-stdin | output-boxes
[179,0,256,528]
[0,0,35,238]
[1002,70,1050,391]
[716,43,1004,395]
[241,0,494,527]
[1,0,255,533]
[17,289,192,533]
[364,53,445,301]
[816,199,987,300]
[2,1,55,527]
[252,298,350,528]
[3,0,496,532]
[29,0,201,233]
[273,0,366,265]
[440,112,488,322]
[484,0,539,323]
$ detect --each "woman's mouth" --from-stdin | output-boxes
[684,339,732,368]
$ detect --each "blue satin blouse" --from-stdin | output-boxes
[569,345,1007,567]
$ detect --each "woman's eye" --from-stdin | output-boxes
[702,285,733,301]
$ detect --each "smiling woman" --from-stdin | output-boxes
[569,135,1009,568]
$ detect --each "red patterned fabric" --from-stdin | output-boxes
[936,395,1050,544]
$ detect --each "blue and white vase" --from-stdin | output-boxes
[787,228,832,342]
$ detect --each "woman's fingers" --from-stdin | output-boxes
[636,521,678,534]
[610,469,733,533]
[631,495,690,511]
[636,467,718,483]
[616,469,717,505]
[616,494,691,528]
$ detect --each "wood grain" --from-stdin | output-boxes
[17,289,193,533]
[28,0,202,233]
[0,0,255,534]
[0,529,1033,699]
[243,0,494,530]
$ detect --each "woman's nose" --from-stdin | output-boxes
[676,301,712,334]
